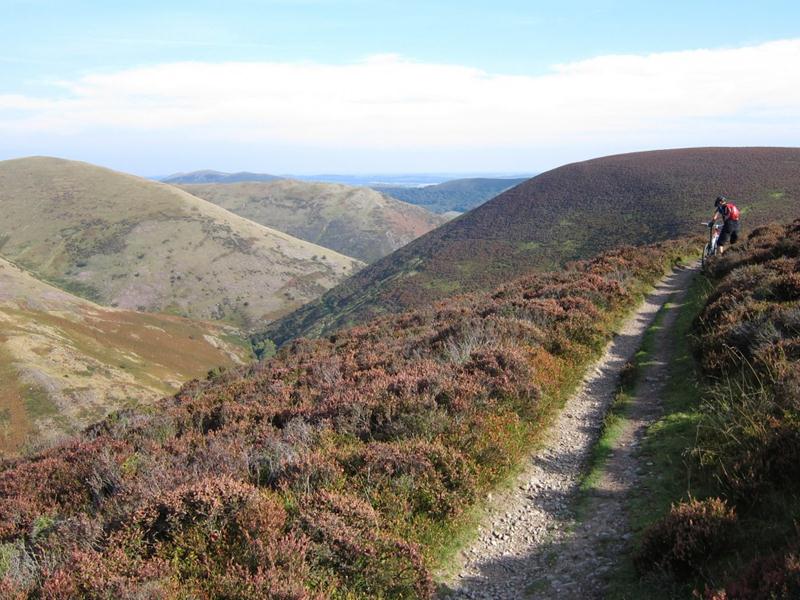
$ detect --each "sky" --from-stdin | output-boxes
[0,0,799,175]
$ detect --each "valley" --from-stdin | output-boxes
[180,179,448,263]
[1,149,798,597]
[373,177,528,214]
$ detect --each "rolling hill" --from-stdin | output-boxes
[0,257,250,454]
[179,180,449,263]
[0,157,363,328]
[261,147,800,347]
[161,170,281,184]
[373,177,528,213]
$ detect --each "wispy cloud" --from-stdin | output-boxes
[1,39,798,151]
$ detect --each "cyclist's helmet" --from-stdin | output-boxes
[715,195,727,208]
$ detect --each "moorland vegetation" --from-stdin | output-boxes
[632,220,800,598]
[263,147,800,348]
[0,235,696,598]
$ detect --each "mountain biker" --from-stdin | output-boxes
[708,195,740,255]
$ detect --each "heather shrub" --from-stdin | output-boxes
[692,223,800,498]
[705,546,800,599]
[0,236,693,597]
[299,491,433,599]
[344,440,477,521]
[635,498,736,579]
[621,222,800,597]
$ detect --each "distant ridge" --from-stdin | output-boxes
[261,147,800,347]
[161,169,281,184]
[180,180,448,263]
[373,177,529,213]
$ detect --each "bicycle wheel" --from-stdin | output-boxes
[701,243,712,268]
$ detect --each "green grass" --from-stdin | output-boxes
[605,273,714,599]
[22,383,59,420]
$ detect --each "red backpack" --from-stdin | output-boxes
[726,203,740,221]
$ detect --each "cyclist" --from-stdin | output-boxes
[708,195,740,255]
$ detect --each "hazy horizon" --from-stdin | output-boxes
[1,1,798,174]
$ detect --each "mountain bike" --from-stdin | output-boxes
[701,222,722,268]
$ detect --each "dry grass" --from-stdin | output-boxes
[0,157,363,327]
[0,258,251,455]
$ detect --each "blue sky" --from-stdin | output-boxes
[1,1,799,174]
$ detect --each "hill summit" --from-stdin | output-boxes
[261,147,800,347]
[0,157,362,327]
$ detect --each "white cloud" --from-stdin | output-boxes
[1,39,799,152]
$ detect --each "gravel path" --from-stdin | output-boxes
[440,263,698,600]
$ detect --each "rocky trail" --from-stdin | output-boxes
[440,262,699,599]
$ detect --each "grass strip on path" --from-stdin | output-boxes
[577,294,671,501]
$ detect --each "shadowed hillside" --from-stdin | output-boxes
[373,177,528,214]
[180,180,448,263]
[0,157,362,327]
[0,258,250,454]
[261,147,800,347]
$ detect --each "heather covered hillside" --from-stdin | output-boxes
[628,220,800,598]
[263,147,800,347]
[0,157,362,327]
[0,258,250,455]
[180,180,448,263]
[0,237,695,598]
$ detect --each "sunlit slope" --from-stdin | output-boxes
[0,258,251,454]
[0,157,363,327]
[180,180,449,263]
[262,147,800,346]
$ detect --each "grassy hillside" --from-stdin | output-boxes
[180,180,448,263]
[0,236,694,598]
[373,177,527,213]
[262,147,800,347]
[0,258,250,455]
[0,157,362,327]
[162,170,281,184]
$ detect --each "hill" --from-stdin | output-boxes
[0,257,250,454]
[161,170,281,184]
[261,147,800,347]
[0,157,362,327]
[0,236,694,598]
[373,177,528,213]
[179,180,449,263]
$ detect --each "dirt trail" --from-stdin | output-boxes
[440,263,699,600]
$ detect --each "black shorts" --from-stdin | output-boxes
[718,220,740,246]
